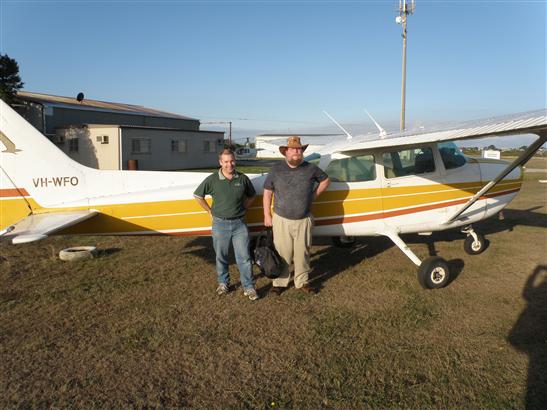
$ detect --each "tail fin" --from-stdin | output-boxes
[0,99,91,209]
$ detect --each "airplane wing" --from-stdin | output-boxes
[2,210,98,244]
[320,109,547,154]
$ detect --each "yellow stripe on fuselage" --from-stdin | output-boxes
[0,178,522,234]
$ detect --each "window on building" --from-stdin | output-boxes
[68,138,79,153]
[203,140,216,153]
[131,138,151,154]
[171,139,187,153]
[325,154,376,182]
[438,141,467,170]
[383,146,435,178]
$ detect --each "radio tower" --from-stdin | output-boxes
[396,0,415,132]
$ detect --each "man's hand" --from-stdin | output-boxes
[262,189,274,227]
[194,196,212,219]
[314,177,331,200]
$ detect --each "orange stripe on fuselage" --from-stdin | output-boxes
[0,188,30,197]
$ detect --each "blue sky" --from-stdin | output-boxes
[1,0,545,144]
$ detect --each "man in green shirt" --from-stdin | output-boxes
[194,149,258,300]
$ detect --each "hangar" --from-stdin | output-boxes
[15,91,224,170]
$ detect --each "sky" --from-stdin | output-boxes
[1,0,545,146]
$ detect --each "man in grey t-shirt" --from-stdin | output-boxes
[263,136,330,295]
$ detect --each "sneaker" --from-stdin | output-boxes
[216,283,229,295]
[243,287,259,301]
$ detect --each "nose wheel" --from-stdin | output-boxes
[462,226,486,255]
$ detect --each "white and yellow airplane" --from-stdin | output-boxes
[1,99,546,289]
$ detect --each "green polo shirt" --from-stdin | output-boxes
[193,169,256,218]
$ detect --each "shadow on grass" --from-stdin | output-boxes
[97,248,123,257]
[508,264,547,409]
[309,236,394,291]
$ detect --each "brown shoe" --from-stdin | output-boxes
[270,286,285,296]
[300,284,317,294]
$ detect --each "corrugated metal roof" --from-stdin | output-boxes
[17,91,198,121]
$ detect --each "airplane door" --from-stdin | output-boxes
[380,145,447,233]
[438,142,486,222]
[313,152,383,236]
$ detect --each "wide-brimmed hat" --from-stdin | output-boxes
[279,136,309,155]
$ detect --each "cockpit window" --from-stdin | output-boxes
[438,142,467,170]
[325,154,376,182]
[383,147,435,178]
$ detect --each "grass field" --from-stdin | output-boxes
[1,174,546,408]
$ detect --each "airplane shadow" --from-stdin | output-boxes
[508,265,547,409]
[181,206,543,293]
[399,207,546,251]
[309,236,394,291]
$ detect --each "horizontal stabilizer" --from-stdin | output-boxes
[4,210,98,244]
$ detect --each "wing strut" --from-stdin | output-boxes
[444,132,547,225]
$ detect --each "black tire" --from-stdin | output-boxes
[332,236,356,248]
[417,256,450,289]
[463,233,486,255]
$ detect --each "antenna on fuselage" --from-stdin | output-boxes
[364,109,387,139]
[322,111,353,140]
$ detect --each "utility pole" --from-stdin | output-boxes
[396,0,415,132]
[201,121,233,146]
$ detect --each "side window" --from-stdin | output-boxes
[203,140,216,153]
[325,154,376,182]
[383,147,435,178]
[438,142,466,170]
[131,138,151,154]
[171,138,187,153]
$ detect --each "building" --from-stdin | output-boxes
[255,134,333,158]
[15,91,224,170]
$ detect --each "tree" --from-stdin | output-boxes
[0,54,24,105]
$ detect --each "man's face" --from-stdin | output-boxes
[285,147,304,166]
[219,153,236,174]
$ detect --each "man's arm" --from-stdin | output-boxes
[314,177,331,200]
[194,195,212,218]
[263,189,273,227]
[244,195,256,210]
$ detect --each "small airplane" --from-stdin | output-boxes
[234,146,257,159]
[1,99,546,288]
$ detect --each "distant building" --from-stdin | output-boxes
[482,149,501,160]
[255,134,333,158]
[15,91,224,170]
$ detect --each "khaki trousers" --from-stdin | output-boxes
[272,213,313,288]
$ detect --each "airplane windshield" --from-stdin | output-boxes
[438,142,467,170]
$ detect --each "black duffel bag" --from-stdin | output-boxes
[253,228,283,279]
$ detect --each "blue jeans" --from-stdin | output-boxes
[211,216,254,290]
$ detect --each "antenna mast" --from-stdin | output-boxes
[396,0,415,132]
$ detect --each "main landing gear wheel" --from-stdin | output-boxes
[332,236,356,248]
[463,233,486,255]
[417,256,450,289]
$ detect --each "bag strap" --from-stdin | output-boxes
[255,229,268,250]
[265,227,275,246]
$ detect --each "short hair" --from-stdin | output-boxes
[218,148,235,159]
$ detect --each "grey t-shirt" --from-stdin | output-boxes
[263,161,328,220]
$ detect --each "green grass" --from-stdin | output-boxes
[0,174,545,408]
